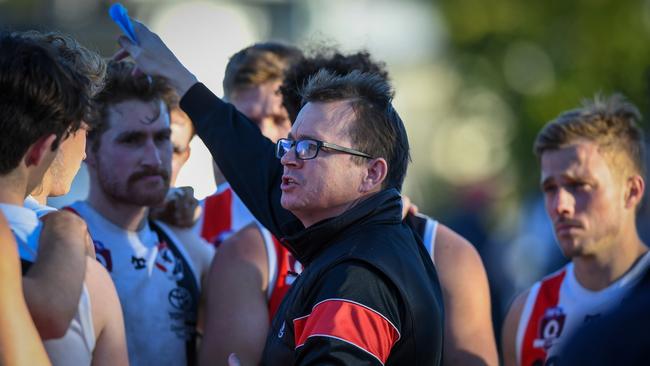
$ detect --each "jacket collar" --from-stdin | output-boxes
[280,189,403,266]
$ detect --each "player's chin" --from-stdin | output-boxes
[133,188,169,207]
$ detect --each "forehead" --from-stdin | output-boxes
[105,99,170,135]
[540,141,611,182]
[291,100,356,140]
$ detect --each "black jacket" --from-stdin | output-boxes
[181,83,444,365]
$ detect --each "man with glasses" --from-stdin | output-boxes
[118,21,444,365]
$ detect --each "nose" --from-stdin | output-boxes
[141,138,162,168]
[280,144,303,169]
[551,188,575,218]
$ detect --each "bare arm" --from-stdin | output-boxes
[199,224,270,366]
[23,211,91,339]
[0,211,51,365]
[433,224,498,366]
[86,258,129,366]
[501,290,528,366]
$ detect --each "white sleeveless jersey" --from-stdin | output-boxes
[69,201,199,366]
[516,251,650,366]
[0,203,95,366]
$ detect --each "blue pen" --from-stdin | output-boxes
[109,3,138,44]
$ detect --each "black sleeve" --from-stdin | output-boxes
[179,83,296,237]
[293,261,403,366]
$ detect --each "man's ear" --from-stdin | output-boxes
[84,141,97,168]
[360,158,388,193]
[625,174,645,209]
[24,134,57,167]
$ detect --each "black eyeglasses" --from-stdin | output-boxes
[276,138,374,160]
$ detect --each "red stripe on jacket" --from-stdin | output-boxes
[293,299,400,364]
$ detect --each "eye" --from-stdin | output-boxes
[296,140,318,159]
[155,130,171,144]
[541,183,557,194]
[119,134,142,145]
[569,181,591,192]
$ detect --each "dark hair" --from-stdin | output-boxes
[87,60,178,151]
[222,42,303,99]
[301,69,410,191]
[0,31,92,174]
[281,50,389,122]
[534,93,646,178]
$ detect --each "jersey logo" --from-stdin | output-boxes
[155,241,184,281]
[168,287,193,311]
[131,256,146,270]
[533,306,566,350]
[278,321,286,338]
[583,313,601,324]
[93,240,113,272]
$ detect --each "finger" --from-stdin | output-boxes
[112,48,130,61]
[409,203,419,215]
[227,353,241,366]
[117,35,143,62]
[131,67,145,78]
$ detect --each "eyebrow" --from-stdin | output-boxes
[115,128,171,139]
[287,133,320,141]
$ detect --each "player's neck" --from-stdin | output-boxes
[0,174,29,206]
[86,186,148,232]
[573,230,648,291]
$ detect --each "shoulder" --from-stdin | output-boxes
[309,260,402,318]
[433,224,483,270]
[210,223,269,290]
[218,223,267,261]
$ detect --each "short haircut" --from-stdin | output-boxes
[222,42,303,99]
[534,94,646,178]
[281,50,389,122]
[0,31,94,174]
[301,69,410,191]
[87,60,178,151]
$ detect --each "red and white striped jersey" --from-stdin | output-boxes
[197,183,256,246]
[516,252,650,366]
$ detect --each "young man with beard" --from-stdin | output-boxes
[501,94,649,366]
[68,60,202,366]
[118,21,444,365]
[0,31,127,366]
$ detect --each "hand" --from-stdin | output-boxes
[150,186,201,228]
[401,195,419,220]
[113,19,198,97]
[40,211,95,258]
[228,353,241,366]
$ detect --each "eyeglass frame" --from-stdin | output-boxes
[275,137,374,160]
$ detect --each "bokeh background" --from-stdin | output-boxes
[4,0,650,343]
